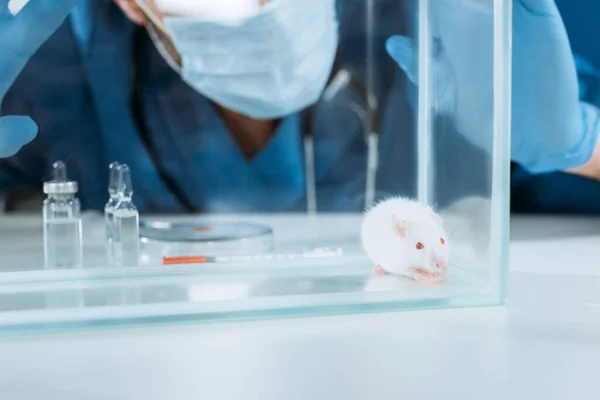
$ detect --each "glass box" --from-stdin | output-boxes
[0,0,511,334]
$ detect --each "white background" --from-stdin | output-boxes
[0,215,598,400]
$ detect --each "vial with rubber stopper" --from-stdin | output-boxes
[104,162,120,266]
[112,164,140,267]
[43,161,83,270]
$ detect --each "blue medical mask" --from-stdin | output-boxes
[138,0,339,120]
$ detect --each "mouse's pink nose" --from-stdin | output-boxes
[435,260,447,270]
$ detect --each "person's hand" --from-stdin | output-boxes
[0,0,77,158]
[387,0,600,178]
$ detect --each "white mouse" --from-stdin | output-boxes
[360,196,450,284]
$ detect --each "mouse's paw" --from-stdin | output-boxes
[410,268,445,284]
[410,268,428,281]
[424,274,445,284]
[373,265,388,276]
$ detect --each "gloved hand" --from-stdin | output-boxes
[386,0,599,175]
[0,0,77,158]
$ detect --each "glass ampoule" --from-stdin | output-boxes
[104,162,120,266]
[112,164,140,267]
[43,161,83,269]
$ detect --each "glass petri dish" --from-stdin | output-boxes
[139,220,274,264]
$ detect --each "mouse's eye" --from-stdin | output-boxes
[440,238,445,245]
[416,242,424,250]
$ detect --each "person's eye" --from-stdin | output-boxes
[440,238,445,245]
[416,242,424,250]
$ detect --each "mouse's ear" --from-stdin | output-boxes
[428,208,444,227]
[391,214,408,237]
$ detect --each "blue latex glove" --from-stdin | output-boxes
[386,0,599,174]
[0,0,77,158]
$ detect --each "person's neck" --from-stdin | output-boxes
[216,105,280,160]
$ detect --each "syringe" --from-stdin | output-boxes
[162,247,343,265]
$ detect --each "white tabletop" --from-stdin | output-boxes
[0,215,599,400]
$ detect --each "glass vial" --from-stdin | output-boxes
[104,162,120,266]
[43,161,83,269]
[113,164,140,267]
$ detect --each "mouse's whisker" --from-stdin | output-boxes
[445,221,470,241]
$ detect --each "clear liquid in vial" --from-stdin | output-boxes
[113,209,140,267]
[105,206,115,266]
[43,218,83,269]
